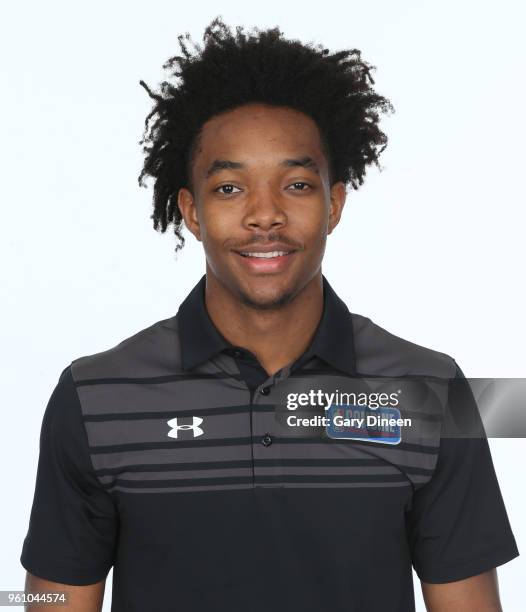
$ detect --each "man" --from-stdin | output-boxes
[21,17,518,612]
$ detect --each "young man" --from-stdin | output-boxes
[21,17,518,612]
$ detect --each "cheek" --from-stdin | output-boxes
[290,204,329,244]
[199,203,236,247]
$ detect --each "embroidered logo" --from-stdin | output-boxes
[167,416,204,438]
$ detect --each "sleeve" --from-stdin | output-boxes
[406,360,519,583]
[20,365,119,585]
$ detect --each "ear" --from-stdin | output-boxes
[177,187,202,242]
[327,181,347,235]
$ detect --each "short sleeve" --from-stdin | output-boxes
[20,365,119,585]
[406,361,519,583]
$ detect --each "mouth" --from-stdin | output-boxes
[237,250,295,259]
[233,249,298,273]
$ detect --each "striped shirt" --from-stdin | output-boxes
[21,274,519,611]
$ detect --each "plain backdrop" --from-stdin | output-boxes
[2,1,524,610]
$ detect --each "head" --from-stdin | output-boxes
[138,17,393,309]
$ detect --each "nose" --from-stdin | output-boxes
[242,185,287,232]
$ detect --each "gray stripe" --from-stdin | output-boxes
[107,483,254,494]
[352,312,457,378]
[85,413,251,446]
[107,480,412,494]
[90,444,256,470]
[256,481,412,489]
[77,381,249,416]
[98,467,254,483]
[263,441,439,470]
[72,317,181,380]
[270,465,421,476]
[99,465,407,483]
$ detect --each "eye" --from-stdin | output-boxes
[287,181,311,191]
[214,184,242,195]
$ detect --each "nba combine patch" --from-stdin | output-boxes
[325,404,406,445]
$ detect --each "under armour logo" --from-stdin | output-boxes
[167,416,204,438]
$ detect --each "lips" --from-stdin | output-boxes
[238,250,293,258]
[233,241,298,256]
[233,246,297,273]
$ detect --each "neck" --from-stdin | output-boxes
[204,268,324,376]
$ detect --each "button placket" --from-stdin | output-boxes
[252,379,280,486]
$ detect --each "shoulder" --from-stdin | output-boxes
[38,365,93,467]
[42,365,81,433]
[350,312,457,378]
[70,314,180,382]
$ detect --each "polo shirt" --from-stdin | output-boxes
[20,274,519,612]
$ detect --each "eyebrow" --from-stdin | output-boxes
[205,160,243,177]
[204,156,320,178]
[280,157,320,173]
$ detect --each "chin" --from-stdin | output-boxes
[237,282,297,310]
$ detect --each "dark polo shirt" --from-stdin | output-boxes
[20,274,519,612]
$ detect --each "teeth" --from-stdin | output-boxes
[241,251,290,258]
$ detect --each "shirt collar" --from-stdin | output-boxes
[177,273,356,376]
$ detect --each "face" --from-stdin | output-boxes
[177,103,346,309]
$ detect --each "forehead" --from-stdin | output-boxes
[193,103,327,171]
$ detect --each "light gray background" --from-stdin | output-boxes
[2,1,524,609]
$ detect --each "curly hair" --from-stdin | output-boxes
[138,16,394,252]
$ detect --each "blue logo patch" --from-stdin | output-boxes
[325,404,402,445]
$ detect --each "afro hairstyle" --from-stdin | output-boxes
[138,16,394,252]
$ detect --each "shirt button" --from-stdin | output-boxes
[232,349,243,358]
[261,433,273,446]
[260,386,270,395]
